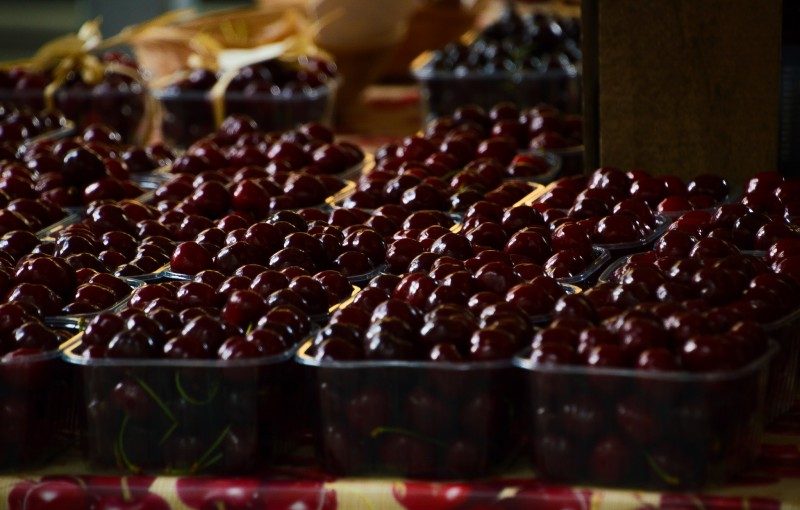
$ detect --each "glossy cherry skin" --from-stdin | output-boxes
[170,242,214,275]
[334,251,372,277]
[592,214,643,244]
[106,330,158,358]
[680,335,740,371]
[430,233,473,260]
[392,273,437,310]
[687,174,729,201]
[504,229,552,264]
[474,261,521,294]
[505,282,557,316]
[469,328,518,360]
[545,250,589,279]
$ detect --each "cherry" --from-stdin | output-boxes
[474,261,521,294]
[386,239,423,273]
[419,312,476,349]
[161,334,211,359]
[428,233,471,260]
[83,313,125,347]
[313,337,361,361]
[106,330,157,358]
[343,229,386,264]
[504,229,551,263]
[688,238,737,259]
[589,436,633,484]
[9,321,58,351]
[170,241,214,275]
[74,283,118,309]
[0,230,38,260]
[691,267,736,304]
[22,480,88,510]
[6,283,62,316]
[545,250,589,279]
[220,290,267,328]
[314,322,362,347]
[681,335,739,371]
[755,221,800,250]
[468,328,517,360]
[586,344,626,368]
[505,282,556,316]
[592,214,644,244]
[258,305,311,343]
[687,174,729,201]
[533,327,580,353]
[528,343,577,365]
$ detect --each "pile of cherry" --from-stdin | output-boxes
[0,116,173,224]
[0,51,147,141]
[159,55,339,147]
[1,103,800,487]
[299,166,800,484]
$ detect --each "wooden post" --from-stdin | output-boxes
[583,0,782,183]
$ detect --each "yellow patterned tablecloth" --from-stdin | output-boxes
[3,407,800,510]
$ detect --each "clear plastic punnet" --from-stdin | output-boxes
[514,342,776,488]
[63,332,301,474]
[296,339,521,479]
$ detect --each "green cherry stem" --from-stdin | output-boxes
[646,453,681,486]
[117,416,142,474]
[174,372,220,405]
[191,424,231,473]
[133,375,176,422]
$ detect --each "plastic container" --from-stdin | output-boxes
[510,150,564,184]
[514,342,776,488]
[33,211,81,240]
[547,246,611,287]
[596,254,630,285]
[0,319,80,470]
[296,340,521,479]
[413,63,581,120]
[762,309,800,420]
[338,153,373,181]
[16,119,76,152]
[123,263,172,284]
[128,164,173,186]
[63,333,299,474]
[341,264,390,287]
[163,263,372,286]
[592,252,797,422]
[545,145,583,177]
[40,280,139,325]
[155,82,338,149]
[0,86,148,143]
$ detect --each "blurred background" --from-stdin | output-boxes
[0,0,247,60]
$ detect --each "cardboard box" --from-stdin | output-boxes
[583,0,782,183]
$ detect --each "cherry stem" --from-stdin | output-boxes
[133,375,176,422]
[198,452,224,471]
[159,421,178,446]
[646,453,681,486]
[174,372,220,405]
[191,424,231,474]
[116,415,142,474]
[369,426,447,448]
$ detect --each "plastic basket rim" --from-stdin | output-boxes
[152,77,339,102]
[513,340,778,382]
[294,337,513,371]
[61,330,299,368]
